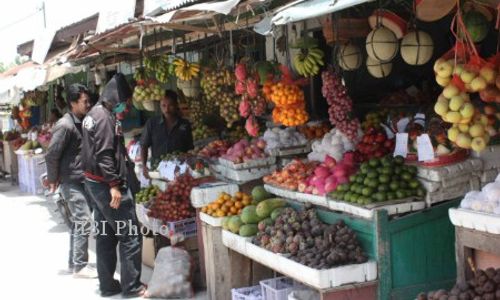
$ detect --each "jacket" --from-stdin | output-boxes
[45,113,84,184]
[81,73,132,187]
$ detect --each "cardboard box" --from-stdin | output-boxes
[142,236,155,268]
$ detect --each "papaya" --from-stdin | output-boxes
[240,205,261,224]
[270,207,285,221]
[256,198,287,218]
[239,224,258,237]
[228,216,243,234]
[251,185,271,203]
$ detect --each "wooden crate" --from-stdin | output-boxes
[201,221,273,300]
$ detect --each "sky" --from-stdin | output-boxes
[0,0,102,65]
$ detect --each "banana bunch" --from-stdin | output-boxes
[173,58,200,81]
[155,55,170,84]
[133,68,146,82]
[292,47,325,77]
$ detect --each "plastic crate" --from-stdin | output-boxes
[260,277,298,300]
[232,285,263,300]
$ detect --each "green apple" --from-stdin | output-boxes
[443,84,460,99]
[471,136,487,152]
[435,75,451,87]
[470,76,487,92]
[469,123,485,138]
[449,95,465,111]
[479,66,497,84]
[434,99,449,116]
[447,127,460,142]
[445,111,462,123]
[458,123,470,133]
[459,103,475,119]
[456,133,472,149]
[460,71,476,84]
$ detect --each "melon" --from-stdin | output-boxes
[463,9,489,43]
[366,57,392,78]
[400,31,434,66]
[365,26,399,62]
[338,44,362,71]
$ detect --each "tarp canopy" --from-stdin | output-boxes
[272,0,374,25]
[150,0,244,23]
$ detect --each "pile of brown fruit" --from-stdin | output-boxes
[417,268,500,300]
[201,68,240,127]
[253,203,368,269]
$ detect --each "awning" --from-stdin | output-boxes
[45,64,86,83]
[14,66,47,92]
[144,0,200,16]
[272,0,374,25]
[150,0,244,23]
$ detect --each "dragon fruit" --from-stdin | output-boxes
[245,116,259,137]
[253,96,266,116]
[246,78,258,98]
[235,81,246,95]
[235,63,247,82]
[239,98,251,118]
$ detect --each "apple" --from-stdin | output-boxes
[449,95,465,111]
[456,133,472,149]
[447,127,460,142]
[480,115,489,126]
[445,111,462,123]
[471,136,487,152]
[459,117,472,124]
[486,125,497,136]
[470,76,487,92]
[484,105,496,115]
[453,64,465,76]
[435,60,453,78]
[437,94,448,103]
[443,84,460,99]
[459,103,475,119]
[435,75,451,87]
[480,67,497,84]
[460,71,476,84]
[433,58,447,73]
[434,99,449,116]
[469,123,485,137]
[458,124,470,133]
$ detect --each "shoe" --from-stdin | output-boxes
[73,265,98,279]
[122,285,147,298]
[57,268,74,276]
[100,289,122,297]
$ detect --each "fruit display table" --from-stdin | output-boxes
[217,198,459,300]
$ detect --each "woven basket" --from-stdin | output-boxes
[177,78,201,98]
[321,16,370,45]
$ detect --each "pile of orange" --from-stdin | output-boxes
[298,123,331,140]
[201,192,252,217]
[268,82,309,126]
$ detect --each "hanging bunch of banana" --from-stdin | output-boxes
[291,37,325,77]
[155,54,170,84]
[173,58,200,81]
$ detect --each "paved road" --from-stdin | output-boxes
[0,181,206,299]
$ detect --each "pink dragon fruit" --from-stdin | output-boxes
[239,98,251,118]
[246,78,258,98]
[235,81,246,95]
[245,116,259,137]
[235,63,247,82]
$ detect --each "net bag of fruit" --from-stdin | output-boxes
[145,246,194,298]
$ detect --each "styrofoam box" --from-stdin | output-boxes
[480,169,498,184]
[219,156,277,170]
[232,285,263,300]
[191,181,239,208]
[245,242,282,269]
[472,145,500,170]
[266,144,311,157]
[417,158,483,182]
[277,256,377,289]
[425,176,481,206]
[327,199,426,219]
[449,208,500,234]
[199,212,224,227]
[222,230,252,254]
[294,192,328,208]
[264,184,298,200]
[217,165,277,183]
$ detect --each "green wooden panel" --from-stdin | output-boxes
[390,279,455,300]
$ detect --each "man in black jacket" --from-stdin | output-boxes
[45,83,96,278]
[81,73,144,298]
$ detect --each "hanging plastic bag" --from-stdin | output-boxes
[145,247,194,299]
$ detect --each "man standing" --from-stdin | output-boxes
[141,90,194,179]
[81,73,144,298]
[45,83,96,278]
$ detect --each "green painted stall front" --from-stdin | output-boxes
[311,199,460,299]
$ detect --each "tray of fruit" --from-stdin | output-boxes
[406,148,470,167]
[218,156,276,170]
[327,196,425,219]
[199,212,224,227]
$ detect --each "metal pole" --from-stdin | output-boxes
[42,1,46,28]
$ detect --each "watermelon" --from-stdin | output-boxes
[464,10,489,43]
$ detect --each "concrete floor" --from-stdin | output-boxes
[0,180,207,299]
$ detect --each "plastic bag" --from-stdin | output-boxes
[145,247,193,299]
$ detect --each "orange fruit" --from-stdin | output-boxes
[230,206,238,214]
[235,201,243,209]
[242,198,251,206]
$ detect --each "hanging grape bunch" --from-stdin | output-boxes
[321,70,360,141]
[201,67,240,127]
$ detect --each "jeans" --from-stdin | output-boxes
[84,180,143,295]
[60,182,92,272]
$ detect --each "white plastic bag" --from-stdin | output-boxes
[145,247,193,299]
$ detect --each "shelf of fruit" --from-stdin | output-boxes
[327,156,427,219]
[221,202,377,289]
[263,153,358,208]
[218,139,274,169]
[449,179,500,235]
